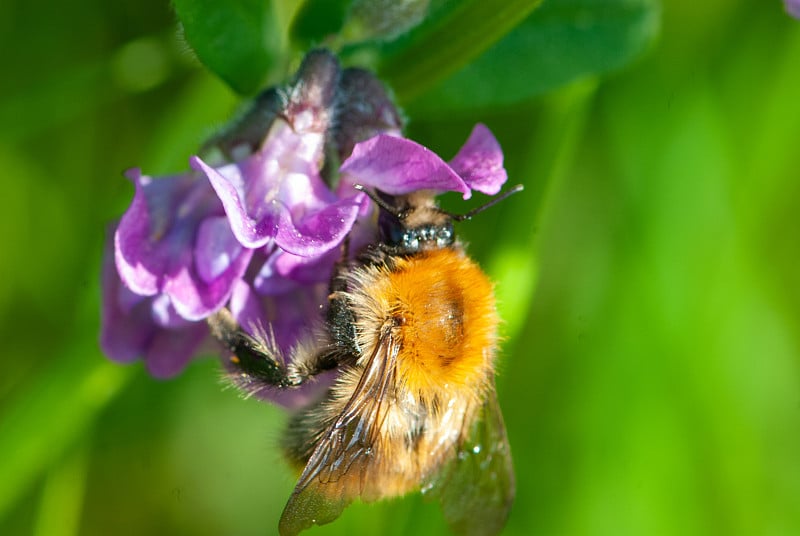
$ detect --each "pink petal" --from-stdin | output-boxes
[448,124,508,195]
[191,155,279,249]
[273,194,365,256]
[340,135,472,199]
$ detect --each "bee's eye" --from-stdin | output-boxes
[436,224,454,247]
[382,222,453,252]
[404,230,420,251]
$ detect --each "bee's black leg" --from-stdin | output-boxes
[208,236,360,391]
[207,308,299,388]
[325,241,362,359]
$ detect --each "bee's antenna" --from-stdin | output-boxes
[446,184,524,222]
[353,184,404,219]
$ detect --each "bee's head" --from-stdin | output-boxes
[374,190,455,254]
[354,184,524,255]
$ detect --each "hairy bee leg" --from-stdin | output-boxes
[208,307,351,390]
[303,232,360,360]
[207,308,299,388]
[208,234,361,389]
[339,232,351,262]
[326,268,362,359]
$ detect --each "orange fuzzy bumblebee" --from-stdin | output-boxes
[208,188,517,536]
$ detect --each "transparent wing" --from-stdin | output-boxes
[425,384,515,536]
[278,325,400,536]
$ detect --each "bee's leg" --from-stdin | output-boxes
[339,232,351,261]
[207,308,299,388]
[207,306,352,391]
[325,260,363,361]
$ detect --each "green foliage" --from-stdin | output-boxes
[289,0,352,49]
[344,0,431,43]
[172,0,280,94]
[374,0,543,102]
[407,0,660,116]
[3,1,800,536]
[173,0,655,109]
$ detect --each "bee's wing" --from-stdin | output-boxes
[278,326,399,536]
[425,384,515,536]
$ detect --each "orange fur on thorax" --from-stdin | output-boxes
[375,248,498,396]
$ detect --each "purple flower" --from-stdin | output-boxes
[787,0,800,18]
[339,123,507,198]
[101,227,209,378]
[190,119,367,256]
[448,124,509,195]
[115,169,253,321]
[253,246,341,295]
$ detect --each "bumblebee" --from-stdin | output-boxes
[208,185,520,536]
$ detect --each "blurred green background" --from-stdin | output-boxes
[2,0,800,535]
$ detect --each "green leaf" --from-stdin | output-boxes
[289,0,352,49]
[376,0,543,103]
[407,0,660,116]
[290,0,431,52]
[173,0,279,95]
[341,0,431,43]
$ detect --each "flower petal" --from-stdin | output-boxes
[114,169,198,296]
[787,0,800,18]
[448,124,508,195]
[101,231,156,362]
[150,294,187,328]
[195,216,247,283]
[101,227,208,376]
[191,120,336,251]
[115,169,250,321]
[144,322,208,379]
[251,250,299,295]
[340,134,472,198]
[165,229,253,321]
[273,194,365,256]
[194,123,366,257]
[253,247,339,295]
[190,155,279,249]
